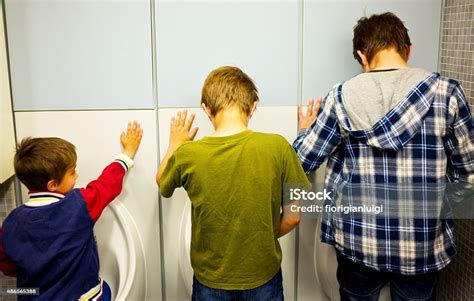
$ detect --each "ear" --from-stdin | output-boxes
[248,101,258,119]
[407,45,413,61]
[201,103,213,118]
[47,179,58,192]
[357,50,370,72]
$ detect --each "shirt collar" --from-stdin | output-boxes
[25,191,65,207]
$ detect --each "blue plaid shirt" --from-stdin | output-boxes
[293,72,474,274]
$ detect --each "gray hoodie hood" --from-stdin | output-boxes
[335,69,439,151]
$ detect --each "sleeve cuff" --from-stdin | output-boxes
[114,154,134,172]
[297,128,309,137]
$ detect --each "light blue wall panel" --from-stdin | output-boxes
[155,1,300,108]
[6,0,153,111]
[303,0,442,101]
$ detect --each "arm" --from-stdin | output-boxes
[156,110,198,187]
[444,85,474,183]
[278,203,301,238]
[278,143,312,238]
[444,85,474,206]
[81,121,143,222]
[0,227,17,277]
[293,94,341,173]
[156,145,180,188]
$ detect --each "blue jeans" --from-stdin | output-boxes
[192,269,284,301]
[336,252,438,301]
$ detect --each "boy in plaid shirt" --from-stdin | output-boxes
[294,12,474,301]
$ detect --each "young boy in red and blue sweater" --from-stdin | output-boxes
[0,121,142,300]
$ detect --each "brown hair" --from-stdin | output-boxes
[353,12,411,65]
[14,137,77,191]
[201,66,259,116]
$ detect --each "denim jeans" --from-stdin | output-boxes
[336,252,438,301]
[192,269,284,301]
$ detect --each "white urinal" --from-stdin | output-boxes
[313,214,340,301]
[178,199,194,296]
[95,200,147,301]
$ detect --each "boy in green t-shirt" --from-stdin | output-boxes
[156,66,310,300]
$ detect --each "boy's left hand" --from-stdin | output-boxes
[170,110,199,149]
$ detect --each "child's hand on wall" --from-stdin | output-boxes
[169,110,199,149]
[155,111,198,187]
[121,121,143,159]
[298,98,322,131]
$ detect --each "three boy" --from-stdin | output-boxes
[1,11,470,301]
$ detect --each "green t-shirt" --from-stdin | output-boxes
[160,130,310,290]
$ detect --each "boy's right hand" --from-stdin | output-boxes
[156,111,197,187]
[169,110,199,150]
[298,98,322,131]
[121,121,143,159]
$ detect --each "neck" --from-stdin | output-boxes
[367,48,409,72]
[211,106,249,136]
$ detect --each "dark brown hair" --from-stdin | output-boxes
[201,66,259,116]
[353,12,411,65]
[14,137,77,191]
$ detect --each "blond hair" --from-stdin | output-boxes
[201,66,259,116]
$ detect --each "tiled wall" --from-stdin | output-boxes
[439,0,474,107]
[438,0,474,300]
[0,177,17,301]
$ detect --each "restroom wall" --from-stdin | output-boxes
[0,1,17,298]
[0,0,15,183]
[437,0,474,300]
[5,0,153,110]
[439,0,474,108]
[155,0,300,107]
[302,0,441,100]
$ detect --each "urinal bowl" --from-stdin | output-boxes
[95,200,147,300]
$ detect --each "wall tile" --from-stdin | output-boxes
[155,1,299,107]
[438,0,474,299]
[6,0,153,111]
[303,0,442,101]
